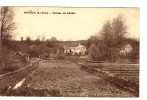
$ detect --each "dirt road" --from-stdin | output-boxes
[21,60,135,97]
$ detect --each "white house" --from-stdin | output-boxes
[64,44,86,55]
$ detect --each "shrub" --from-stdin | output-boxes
[2,65,19,73]
[54,54,65,60]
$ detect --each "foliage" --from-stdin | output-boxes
[99,15,127,48]
[88,43,111,61]
[128,39,139,62]
[53,54,65,60]
[25,37,32,45]
[34,38,41,46]
[45,39,53,47]
[86,35,99,49]
[50,37,58,42]
[87,15,138,62]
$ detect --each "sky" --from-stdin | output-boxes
[13,7,139,41]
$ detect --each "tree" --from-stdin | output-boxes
[88,44,99,61]
[87,15,128,62]
[45,39,53,47]
[50,37,58,42]
[26,36,32,45]
[100,15,127,48]
[111,15,128,61]
[34,38,41,46]
[99,15,128,61]
[100,21,113,47]
[112,15,127,48]
[0,7,15,67]
[86,35,99,48]
[127,38,139,62]
[0,7,15,46]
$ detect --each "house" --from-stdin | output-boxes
[64,44,86,55]
[120,44,132,55]
[11,52,30,63]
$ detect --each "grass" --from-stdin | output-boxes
[0,66,20,75]
[2,87,61,96]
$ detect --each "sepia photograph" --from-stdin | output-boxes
[0,7,139,97]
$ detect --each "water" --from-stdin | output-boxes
[13,78,26,90]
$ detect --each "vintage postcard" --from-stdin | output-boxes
[0,7,139,97]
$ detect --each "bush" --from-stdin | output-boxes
[2,65,19,73]
[54,54,65,60]
[0,63,20,74]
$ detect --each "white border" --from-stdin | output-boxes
[0,0,141,7]
[0,0,146,100]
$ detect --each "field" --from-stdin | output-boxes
[86,63,139,84]
[81,62,139,96]
[4,60,138,97]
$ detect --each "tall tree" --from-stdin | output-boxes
[112,15,127,48]
[100,15,128,61]
[87,15,128,62]
[0,7,15,67]
[100,21,114,47]
[100,15,127,48]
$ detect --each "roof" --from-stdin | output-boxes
[77,44,85,48]
[64,44,86,50]
[12,51,29,57]
[121,44,132,50]
[57,42,80,47]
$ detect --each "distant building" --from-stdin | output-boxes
[12,52,30,63]
[64,44,86,55]
[120,44,133,55]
